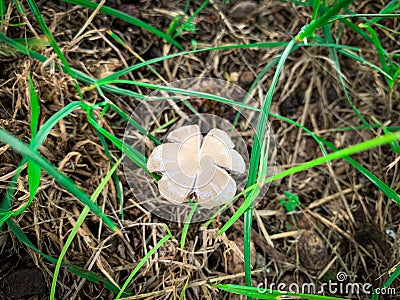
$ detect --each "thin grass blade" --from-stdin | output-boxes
[296,0,355,41]
[372,263,400,299]
[242,39,296,292]
[0,127,119,232]
[0,102,83,227]
[60,0,183,50]
[115,229,173,299]
[219,132,400,235]
[27,73,41,204]
[180,202,199,249]
[321,25,369,125]
[25,0,83,98]
[50,157,123,299]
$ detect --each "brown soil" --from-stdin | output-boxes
[0,0,399,299]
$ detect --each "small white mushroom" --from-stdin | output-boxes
[146,125,246,208]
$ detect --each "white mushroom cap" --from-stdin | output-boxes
[194,165,237,209]
[201,128,245,174]
[167,125,201,144]
[146,125,246,208]
[147,143,180,173]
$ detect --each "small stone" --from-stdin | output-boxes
[298,230,327,271]
[118,4,140,18]
[230,1,258,21]
[239,71,255,86]
[114,4,140,28]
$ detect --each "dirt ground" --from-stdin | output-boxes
[0,0,399,299]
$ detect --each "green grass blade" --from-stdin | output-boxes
[0,32,144,101]
[0,102,83,221]
[246,39,296,189]
[389,65,400,90]
[336,15,373,42]
[282,0,314,5]
[167,14,184,37]
[311,0,321,21]
[269,112,328,156]
[218,131,400,235]
[321,25,369,125]
[97,79,261,112]
[88,107,125,219]
[14,36,49,50]
[233,56,281,127]
[332,124,400,132]
[336,45,393,80]
[363,24,392,86]
[5,219,132,296]
[0,0,4,24]
[339,7,399,75]
[328,13,400,23]
[180,202,199,249]
[371,117,400,153]
[233,43,302,127]
[60,0,183,50]
[12,0,24,14]
[372,0,400,23]
[50,157,123,299]
[2,30,365,105]
[296,0,355,41]
[0,36,48,58]
[85,114,149,174]
[0,101,84,232]
[94,82,145,99]
[0,12,358,89]
[94,101,160,146]
[106,30,169,85]
[27,73,41,205]
[205,113,400,229]
[174,0,209,38]
[372,263,400,299]
[115,229,173,299]
[0,127,119,232]
[96,41,291,84]
[206,120,400,231]
[365,24,392,70]
[0,31,48,60]
[179,278,190,300]
[243,39,296,292]
[312,35,393,80]
[25,0,83,98]
[318,137,400,204]
[35,102,83,148]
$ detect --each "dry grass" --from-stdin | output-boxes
[0,0,399,299]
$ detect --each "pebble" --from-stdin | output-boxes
[239,71,255,86]
[230,1,258,21]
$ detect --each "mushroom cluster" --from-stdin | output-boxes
[147,125,245,209]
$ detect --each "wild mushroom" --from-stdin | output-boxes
[147,125,245,209]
